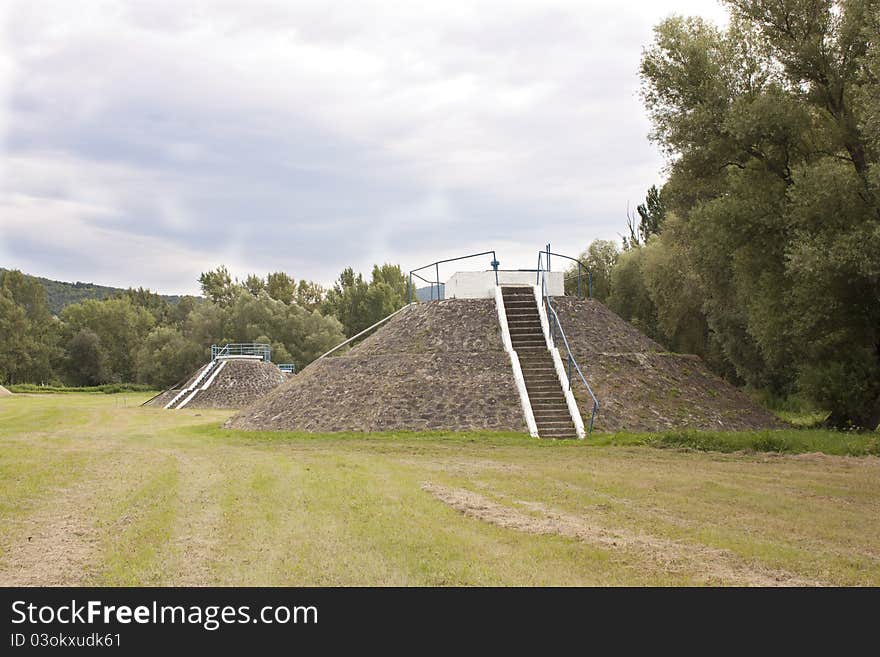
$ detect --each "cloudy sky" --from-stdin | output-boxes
[0,0,728,295]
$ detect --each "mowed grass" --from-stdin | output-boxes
[0,393,879,586]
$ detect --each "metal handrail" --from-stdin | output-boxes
[537,246,600,433]
[535,250,592,299]
[408,250,500,303]
[211,343,271,362]
[316,303,414,360]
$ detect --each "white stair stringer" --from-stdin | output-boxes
[532,285,586,439]
[177,360,227,410]
[495,285,539,437]
[164,360,217,409]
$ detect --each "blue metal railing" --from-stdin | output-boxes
[408,250,500,303]
[535,250,592,299]
[537,245,600,433]
[211,343,271,362]
[277,363,296,374]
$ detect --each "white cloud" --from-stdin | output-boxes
[0,0,729,292]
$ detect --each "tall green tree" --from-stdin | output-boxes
[61,297,155,383]
[266,272,296,304]
[198,266,236,306]
[323,264,408,336]
[624,185,667,249]
[638,0,880,426]
[65,328,108,386]
[564,240,619,301]
[0,270,59,383]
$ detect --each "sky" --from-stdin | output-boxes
[0,0,729,295]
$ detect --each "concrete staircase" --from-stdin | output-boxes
[501,286,577,438]
[164,359,221,409]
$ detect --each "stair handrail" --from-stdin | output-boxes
[315,303,414,361]
[537,247,600,433]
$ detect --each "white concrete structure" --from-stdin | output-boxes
[445,271,564,299]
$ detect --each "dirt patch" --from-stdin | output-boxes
[0,481,101,585]
[161,452,225,585]
[422,482,825,586]
[0,385,12,396]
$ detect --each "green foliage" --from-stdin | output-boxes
[198,266,235,306]
[61,297,155,383]
[624,185,667,249]
[563,240,618,301]
[0,270,60,384]
[0,267,181,315]
[630,0,880,427]
[295,280,325,311]
[266,272,296,304]
[606,247,659,341]
[600,428,880,456]
[66,328,109,386]
[0,261,380,388]
[323,264,409,336]
[136,327,205,388]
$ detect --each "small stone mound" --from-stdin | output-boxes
[226,300,526,432]
[0,384,12,397]
[147,358,286,410]
[553,298,782,432]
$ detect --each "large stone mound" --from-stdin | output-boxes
[226,299,526,432]
[0,385,12,397]
[147,358,286,409]
[552,297,782,432]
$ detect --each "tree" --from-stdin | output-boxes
[624,185,667,249]
[136,326,203,388]
[0,270,59,383]
[61,297,155,382]
[65,328,108,386]
[606,247,660,341]
[322,264,409,336]
[295,280,325,311]
[244,274,265,296]
[0,290,31,384]
[564,240,619,301]
[637,0,880,426]
[117,287,172,324]
[198,266,235,305]
[266,272,296,304]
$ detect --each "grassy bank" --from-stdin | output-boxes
[595,428,880,456]
[1,393,878,586]
[7,383,157,394]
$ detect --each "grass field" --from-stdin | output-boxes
[1,393,878,586]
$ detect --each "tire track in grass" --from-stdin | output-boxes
[156,449,226,585]
[422,482,829,586]
[96,454,179,586]
[0,451,151,586]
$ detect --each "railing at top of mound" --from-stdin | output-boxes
[408,250,500,303]
[535,250,593,299]
[211,343,271,362]
[537,244,600,433]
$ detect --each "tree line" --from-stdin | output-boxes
[0,264,409,390]
[569,0,879,429]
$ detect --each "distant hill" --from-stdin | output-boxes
[0,268,185,315]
